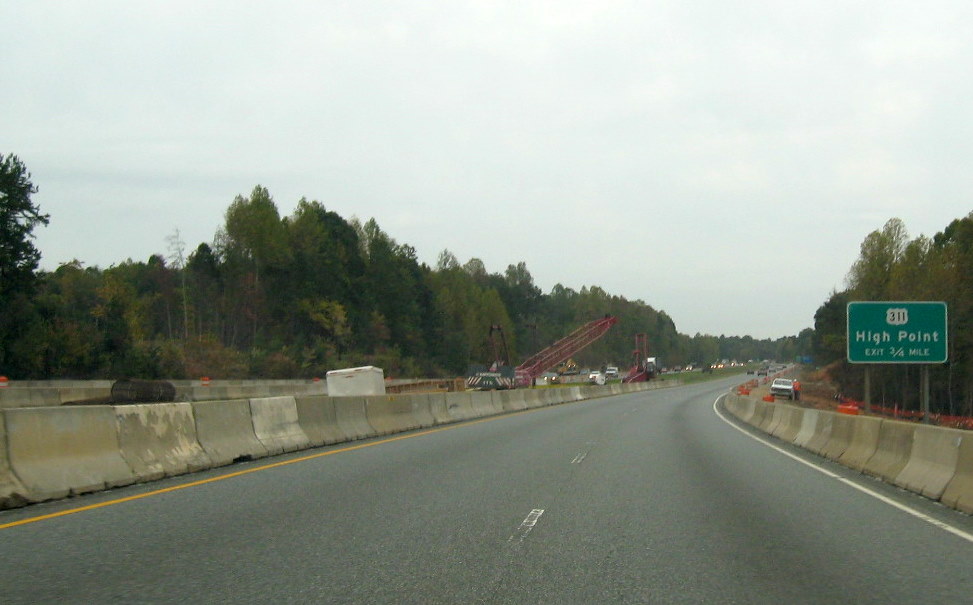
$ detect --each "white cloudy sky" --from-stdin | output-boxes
[3,1,971,339]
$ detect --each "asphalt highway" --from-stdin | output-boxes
[4,376,973,603]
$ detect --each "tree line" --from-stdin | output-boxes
[813,215,973,415]
[1,155,804,380]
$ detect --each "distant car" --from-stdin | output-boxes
[588,370,606,386]
[605,366,619,379]
[770,378,795,400]
[757,367,769,376]
[539,372,558,385]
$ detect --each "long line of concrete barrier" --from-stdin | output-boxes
[0,380,328,409]
[0,380,673,509]
[724,392,973,515]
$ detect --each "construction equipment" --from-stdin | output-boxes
[622,333,657,383]
[466,325,516,389]
[468,317,618,389]
[514,316,618,387]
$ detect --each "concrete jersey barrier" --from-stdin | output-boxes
[115,403,212,482]
[294,395,349,446]
[0,411,29,507]
[837,415,882,472]
[942,437,973,514]
[331,396,377,441]
[804,412,835,456]
[775,405,804,443]
[498,390,527,412]
[894,424,963,500]
[862,419,915,483]
[249,397,311,455]
[425,393,453,424]
[365,395,425,435]
[470,391,500,417]
[0,388,63,409]
[793,409,819,448]
[0,379,686,511]
[723,392,973,515]
[192,399,270,465]
[444,392,478,421]
[820,414,856,462]
[5,406,135,501]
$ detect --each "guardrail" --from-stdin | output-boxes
[0,380,678,510]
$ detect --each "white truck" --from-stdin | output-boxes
[770,378,795,400]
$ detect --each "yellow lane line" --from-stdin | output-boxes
[0,412,523,531]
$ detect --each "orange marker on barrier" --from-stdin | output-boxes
[0,376,8,388]
[201,376,211,387]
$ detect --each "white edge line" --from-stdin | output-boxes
[712,393,973,545]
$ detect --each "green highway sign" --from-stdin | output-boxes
[847,301,948,364]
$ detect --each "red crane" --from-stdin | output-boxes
[622,333,656,383]
[515,316,618,387]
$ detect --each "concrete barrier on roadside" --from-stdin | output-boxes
[522,389,544,408]
[5,406,135,501]
[793,409,819,447]
[294,395,346,446]
[537,389,557,407]
[498,390,527,412]
[249,397,311,455]
[748,399,771,429]
[820,414,857,462]
[426,393,453,424]
[723,393,744,418]
[332,396,378,440]
[942,436,973,514]
[862,419,915,483]
[894,424,962,500]
[59,387,113,405]
[0,388,62,409]
[760,403,783,433]
[837,415,882,472]
[365,395,429,435]
[579,386,601,400]
[406,393,437,428]
[192,399,269,466]
[0,411,29,508]
[735,396,757,425]
[804,411,835,456]
[444,392,478,421]
[115,403,212,482]
[470,391,500,417]
[774,405,804,443]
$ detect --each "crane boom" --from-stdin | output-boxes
[515,316,618,386]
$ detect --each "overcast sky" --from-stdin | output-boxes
[3,1,971,340]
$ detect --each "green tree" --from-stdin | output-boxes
[847,218,908,299]
[217,186,290,347]
[0,154,48,293]
[0,154,49,375]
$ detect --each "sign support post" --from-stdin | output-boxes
[863,367,871,413]
[921,366,930,424]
